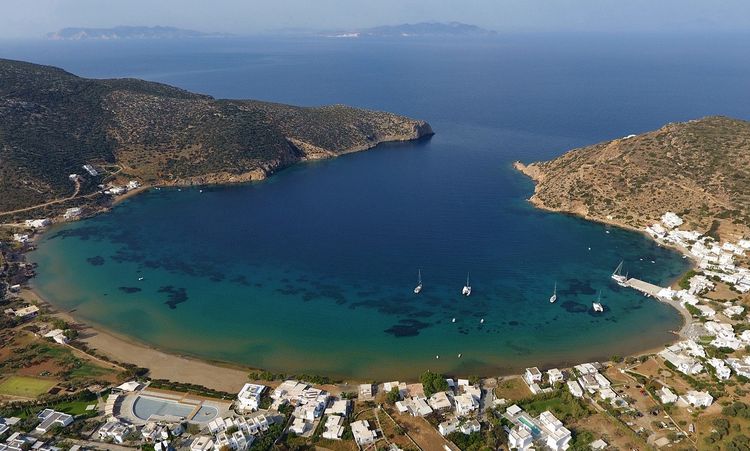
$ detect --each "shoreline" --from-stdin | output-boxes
[513,160,697,341]
[24,287,258,393]
[10,154,694,390]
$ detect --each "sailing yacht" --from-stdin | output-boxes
[549,282,557,303]
[611,261,628,287]
[414,269,423,294]
[592,291,604,312]
[462,273,472,296]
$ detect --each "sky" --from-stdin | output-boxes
[1,0,749,39]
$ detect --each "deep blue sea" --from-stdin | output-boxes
[6,33,749,379]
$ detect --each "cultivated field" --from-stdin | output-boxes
[0,375,57,398]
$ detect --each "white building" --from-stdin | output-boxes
[350,420,377,446]
[680,390,713,408]
[725,305,745,318]
[567,380,583,398]
[661,212,684,229]
[322,415,345,440]
[454,393,479,417]
[98,420,132,444]
[35,409,73,434]
[427,391,453,411]
[83,164,99,176]
[43,329,68,345]
[358,384,373,400]
[236,383,265,412]
[726,357,750,378]
[694,304,716,318]
[523,367,542,385]
[289,417,309,435]
[189,436,214,451]
[438,418,459,436]
[708,358,732,380]
[63,207,82,220]
[547,368,564,385]
[324,399,351,417]
[13,305,40,319]
[508,426,533,450]
[24,219,51,229]
[460,419,481,435]
[538,410,572,451]
[659,387,678,404]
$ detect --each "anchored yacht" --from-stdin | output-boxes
[549,282,557,303]
[414,269,423,294]
[462,273,472,296]
[592,291,604,312]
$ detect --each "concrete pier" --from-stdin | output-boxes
[623,278,665,298]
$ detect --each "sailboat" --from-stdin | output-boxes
[549,282,557,303]
[611,261,628,287]
[592,291,604,312]
[414,269,423,294]
[462,273,472,296]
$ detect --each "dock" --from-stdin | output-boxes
[622,278,665,298]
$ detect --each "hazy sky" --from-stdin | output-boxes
[1,0,749,38]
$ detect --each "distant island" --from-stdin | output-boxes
[515,116,750,241]
[324,21,496,38]
[46,25,229,40]
[0,59,433,216]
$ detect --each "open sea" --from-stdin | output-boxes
[6,32,750,379]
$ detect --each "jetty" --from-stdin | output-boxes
[621,277,664,298]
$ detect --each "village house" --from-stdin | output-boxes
[438,418,460,436]
[43,329,69,345]
[427,391,453,411]
[236,383,265,412]
[680,390,713,408]
[13,305,40,319]
[523,367,542,385]
[708,358,732,380]
[322,415,345,440]
[189,436,214,451]
[24,218,51,229]
[547,368,564,385]
[350,420,377,446]
[460,419,481,435]
[566,380,583,398]
[659,387,678,404]
[35,409,73,434]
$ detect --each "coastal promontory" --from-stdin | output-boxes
[516,116,750,241]
[0,58,433,214]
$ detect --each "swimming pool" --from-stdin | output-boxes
[518,416,541,436]
[131,395,218,423]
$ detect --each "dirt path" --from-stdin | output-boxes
[0,178,84,217]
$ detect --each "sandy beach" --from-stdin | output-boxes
[23,288,253,393]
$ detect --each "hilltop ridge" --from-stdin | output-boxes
[516,116,750,241]
[0,59,433,215]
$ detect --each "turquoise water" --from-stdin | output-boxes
[16,33,750,379]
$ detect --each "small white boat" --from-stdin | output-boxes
[549,282,557,303]
[451,318,456,323]
[414,269,423,294]
[462,273,472,296]
[458,353,462,358]
[480,318,484,324]
[592,291,604,312]
[436,355,439,359]
[138,277,144,281]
